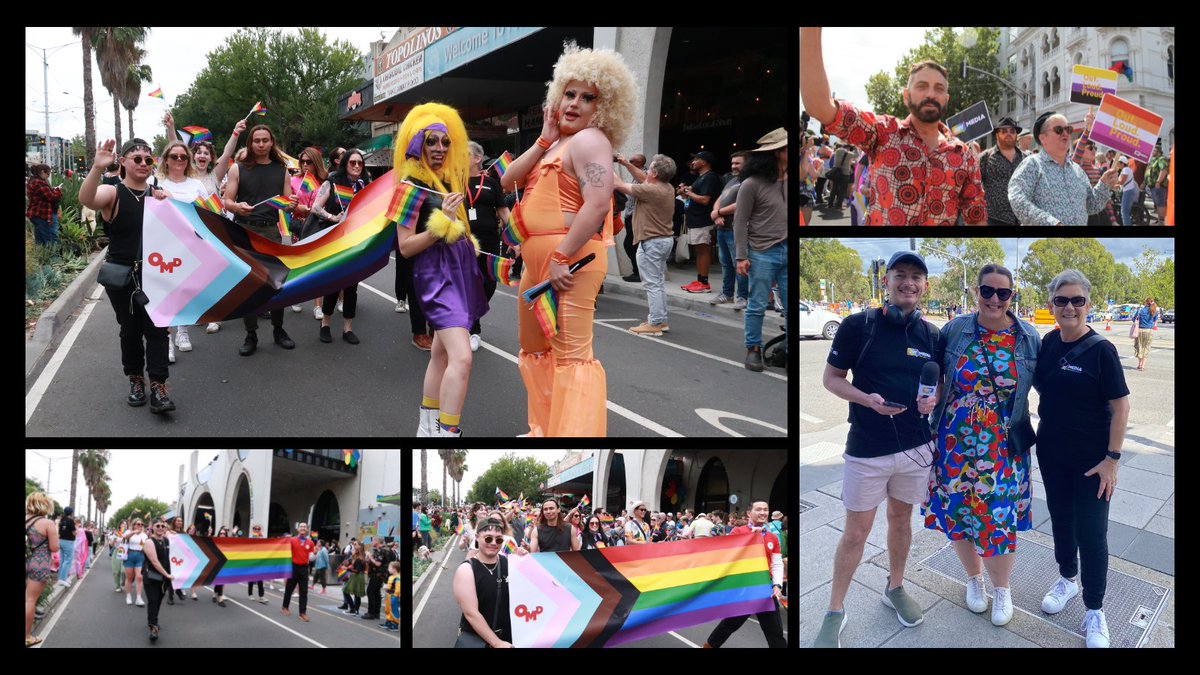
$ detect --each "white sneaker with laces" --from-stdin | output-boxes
[1083,609,1110,648]
[291,304,303,313]
[991,587,1013,626]
[168,337,176,363]
[176,326,192,351]
[417,407,437,437]
[313,306,324,320]
[336,299,344,313]
[966,574,988,613]
[136,596,146,607]
[1041,576,1079,614]
[395,300,408,313]
[469,334,481,352]
[126,594,133,605]
[205,322,221,334]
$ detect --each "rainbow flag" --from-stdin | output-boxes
[165,535,293,589]
[140,170,409,327]
[501,537,518,556]
[496,487,510,501]
[580,494,591,508]
[263,195,292,210]
[299,173,319,194]
[508,533,773,648]
[193,193,224,215]
[598,513,614,524]
[334,184,355,208]
[480,252,517,286]
[500,202,529,247]
[277,210,292,238]
[492,150,513,178]
[337,567,350,583]
[531,286,559,339]
[248,101,268,117]
[148,87,164,99]
[181,126,212,144]
[387,181,426,229]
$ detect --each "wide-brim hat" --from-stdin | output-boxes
[993,117,1022,135]
[753,127,788,152]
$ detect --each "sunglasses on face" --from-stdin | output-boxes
[978,285,1013,301]
[347,160,363,166]
[480,535,504,545]
[996,128,1017,135]
[168,154,188,161]
[125,155,153,165]
[425,136,450,148]
[1052,295,1088,308]
[300,158,313,165]
[1049,125,1074,136]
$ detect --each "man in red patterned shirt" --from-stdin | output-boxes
[801,28,986,225]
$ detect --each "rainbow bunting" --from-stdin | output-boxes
[148,87,164,100]
[508,533,773,648]
[264,195,292,210]
[480,252,518,286]
[181,126,212,144]
[531,286,560,339]
[299,173,319,194]
[500,202,529,248]
[386,181,426,229]
[342,449,360,467]
[492,150,513,178]
[277,210,292,238]
[163,535,293,589]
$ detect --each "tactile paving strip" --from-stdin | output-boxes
[918,535,1169,648]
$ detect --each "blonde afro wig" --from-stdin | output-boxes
[545,42,639,149]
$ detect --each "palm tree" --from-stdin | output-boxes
[93,27,149,148]
[71,28,100,165]
[450,450,468,507]
[119,59,153,140]
[420,450,427,505]
[69,449,81,511]
[438,450,451,508]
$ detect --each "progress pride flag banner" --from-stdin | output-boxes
[1091,94,1163,164]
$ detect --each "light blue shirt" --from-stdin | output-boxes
[1008,151,1116,226]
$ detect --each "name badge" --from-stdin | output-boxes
[468,208,478,221]
[1061,364,1084,374]
[906,347,931,359]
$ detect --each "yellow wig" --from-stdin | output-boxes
[394,102,470,223]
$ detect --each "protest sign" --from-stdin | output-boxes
[1090,94,1163,164]
[945,100,993,143]
[1071,65,1118,105]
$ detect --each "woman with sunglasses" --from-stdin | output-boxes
[291,147,331,317]
[1008,111,1121,225]
[141,520,175,642]
[924,263,1041,628]
[310,148,369,344]
[120,519,148,607]
[156,140,210,360]
[581,514,611,549]
[624,500,652,545]
[1031,270,1129,648]
[452,515,521,648]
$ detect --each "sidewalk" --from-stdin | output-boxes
[799,417,1175,648]
[602,260,762,323]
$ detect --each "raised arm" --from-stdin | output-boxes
[500,103,560,191]
[79,140,117,218]
[212,119,247,185]
[800,28,838,126]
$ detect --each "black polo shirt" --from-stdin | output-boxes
[827,310,940,458]
[1035,328,1129,465]
[465,173,504,255]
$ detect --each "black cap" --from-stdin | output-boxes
[1032,111,1056,140]
[887,251,928,274]
[121,138,152,155]
[477,517,505,533]
[690,150,715,166]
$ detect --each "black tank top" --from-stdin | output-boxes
[103,182,150,265]
[234,161,286,227]
[537,523,571,552]
[458,557,510,640]
[142,535,169,576]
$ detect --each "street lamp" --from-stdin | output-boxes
[29,451,72,502]
[27,41,80,172]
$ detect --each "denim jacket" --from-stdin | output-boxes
[932,311,1042,455]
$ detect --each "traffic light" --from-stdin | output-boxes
[76,156,86,171]
[39,136,46,146]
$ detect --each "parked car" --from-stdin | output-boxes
[1162,309,1174,324]
[798,300,842,339]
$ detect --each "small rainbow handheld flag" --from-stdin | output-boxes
[500,202,529,248]
[495,487,510,501]
[580,494,591,508]
[193,193,224,215]
[299,173,319,194]
[501,537,518,556]
[337,567,350,583]
[277,209,292,238]
[492,150,513,178]
[532,287,560,339]
[334,184,355,208]
[247,101,268,117]
[263,195,292,210]
[147,87,163,99]
[387,181,426,229]
[181,126,212,144]
[481,252,518,286]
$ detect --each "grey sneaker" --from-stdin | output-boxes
[709,294,732,305]
[882,581,924,627]
[813,610,847,648]
[733,297,747,311]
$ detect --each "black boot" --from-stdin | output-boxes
[274,327,296,349]
[239,331,258,356]
[319,325,332,343]
[149,381,176,414]
[745,346,764,372]
[128,375,147,407]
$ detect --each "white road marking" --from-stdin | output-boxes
[800,412,823,424]
[594,319,788,383]
[26,297,101,424]
[695,408,787,437]
[670,631,700,647]
[359,281,397,303]
[90,283,105,300]
[214,589,327,647]
[412,549,454,627]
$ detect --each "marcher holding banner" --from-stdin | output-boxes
[453,515,516,648]
[703,500,786,648]
[1008,112,1121,225]
[801,28,987,225]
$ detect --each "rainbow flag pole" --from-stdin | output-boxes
[399,180,451,197]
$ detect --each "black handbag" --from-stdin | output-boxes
[98,259,136,291]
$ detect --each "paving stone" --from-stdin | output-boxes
[1108,490,1164,529]
[880,600,1039,648]
[800,524,882,596]
[799,489,844,534]
[1112,466,1175,500]
[1120,531,1175,576]
[1143,515,1174,540]
[1124,452,1174,477]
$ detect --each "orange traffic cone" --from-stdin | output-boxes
[1105,318,1112,331]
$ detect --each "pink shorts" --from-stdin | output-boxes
[841,442,934,512]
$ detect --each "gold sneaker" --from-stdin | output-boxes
[628,322,664,337]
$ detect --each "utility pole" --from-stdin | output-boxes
[27,41,80,171]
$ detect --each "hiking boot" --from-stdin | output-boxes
[239,332,257,356]
[813,610,848,648]
[882,580,924,627]
[128,375,147,407]
[745,346,764,372]
[149,382,175,414]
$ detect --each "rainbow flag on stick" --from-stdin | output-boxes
[508,533,773,648]
[299,173,319,194]
[165,535,293,589]
[277,210,292,238]
[491,150,513,178]
[532,288,559,339]
[480,252,518,286]
[387,181,426,229]
[501,537,518,556]
[193,193,224,215]
[580,494,591,508]
[500,202,529,248]
[148,87,164,99]
[334,184,355,208]
[258,195,292,210]
[496,487,510,501]
[178,126,212,145]
[246,101,268,118]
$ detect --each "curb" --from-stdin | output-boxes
[602,273,748,319]
[412,536,456,599]
[26,247,107,380]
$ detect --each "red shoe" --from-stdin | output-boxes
[682,281,711,293]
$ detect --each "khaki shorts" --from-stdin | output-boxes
[686,225,712,245]
[841,442,934,512]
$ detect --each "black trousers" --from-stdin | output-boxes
[471,251,498,335]
[622,227,639,278]
[106,286,169,383]
[706,603,786,648]
[343,590,361,612]
[394,253,429,335]
[367,576,383,617]
[282,563,309,614]
[826,172,849,208]
[1039,450,1110,610]
[145,577,167,628]
[244,308,283,333]
[248,581,264,597]
[322,284,358,319]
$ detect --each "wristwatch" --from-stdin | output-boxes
[1105,450,1121,461]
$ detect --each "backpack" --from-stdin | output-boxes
[852,308,938,372]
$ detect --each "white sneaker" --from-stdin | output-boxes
[136,596,146,607]
[1041,576,1079,614]
[417,407,437,437]
[709,294,731,305]
[176,325,192,351]
[205,322,221,334]
[291,304,303,313]
[336,300,344,313]
[733,297,747,311]
[966,574,988,613]
[1082,609,1110,648]
[395,300,408,313]
[469,334,480,352]
[168,337,176,363]
[991,587,1013,626]
[313,306,324,320]
[436,422,463,437]
[126,594,133,605]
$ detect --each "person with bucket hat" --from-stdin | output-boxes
[978,116,1027,225]
[735,127,788,372]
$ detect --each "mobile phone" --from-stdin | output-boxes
[882,400,907,411]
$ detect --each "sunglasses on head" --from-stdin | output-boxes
[978,285,1013,301]
[1052,295,1088,307]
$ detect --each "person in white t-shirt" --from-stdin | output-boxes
[157,141,209,357]
[1117,156,1138,226]
[624,500,651,544]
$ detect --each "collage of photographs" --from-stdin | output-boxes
[23,25,1171,651]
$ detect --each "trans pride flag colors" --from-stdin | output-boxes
[165,535,293,589]
[507,533,774,648]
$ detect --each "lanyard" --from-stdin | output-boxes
[466,174,485,208]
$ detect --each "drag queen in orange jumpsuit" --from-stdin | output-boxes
[500,43,638,436]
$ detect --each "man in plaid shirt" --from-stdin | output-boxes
[27,164,63,245]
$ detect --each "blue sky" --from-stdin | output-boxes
[832,238,1174,275]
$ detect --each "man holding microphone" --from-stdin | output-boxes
[815,251,941,647]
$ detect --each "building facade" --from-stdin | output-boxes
[997,27,1174,151]
[176,450,401,547]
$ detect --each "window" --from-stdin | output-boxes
[1168,45,1175,83]
[1023,83,1029,112]
[1042,34,1050,55]
[1111,38,1131,81]
[1052,67,1061,99]
[1042,72,1050,100]
[1075,52,1083,67]
[1051,28,1059,49]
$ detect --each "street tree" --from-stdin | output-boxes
[1133,247,1174,309]
[465,454,552,506]
[71,28,100,165]
[919,237,1005,308]
[799,238,868,303]
[1019,238,1123,309]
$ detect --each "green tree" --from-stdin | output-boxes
[919,238,1005,308]
[798,238,869,304]
[1133,248,1174,309]
[109,496,171,530]
[465,454,552,506]
[170,28,368,156]
[119,60,154,140]
[1018,239,1117,309]
[864,27,1004,123]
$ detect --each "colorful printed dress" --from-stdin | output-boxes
[923,324,1032,556]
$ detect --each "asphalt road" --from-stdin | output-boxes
[412,545,789,648]
[26,256,787,438]
[33,548,399,648]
